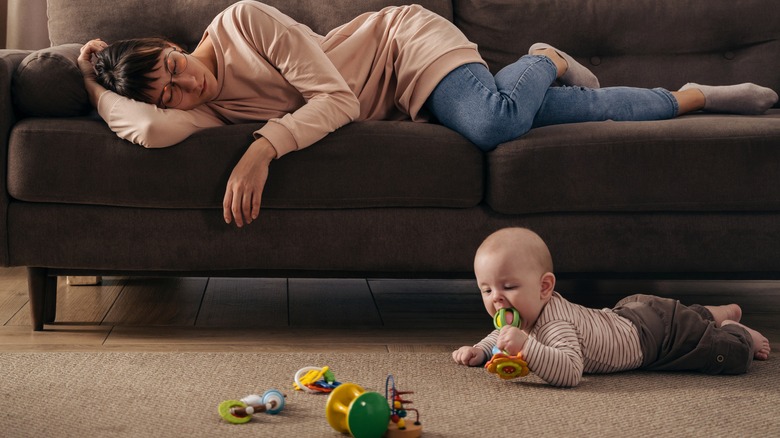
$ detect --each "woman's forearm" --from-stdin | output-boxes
[82,73,107,108]
[77,39,110,109]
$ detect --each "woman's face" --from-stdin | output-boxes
[146,47,219,110]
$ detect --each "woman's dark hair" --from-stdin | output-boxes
[94,37,173,104]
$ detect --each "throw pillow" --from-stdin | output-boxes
[13,44,91,117]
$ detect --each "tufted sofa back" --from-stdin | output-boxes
[47,0,779,102]
[47,0,454,49]
[454,0,780,93]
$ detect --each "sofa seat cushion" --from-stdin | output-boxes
[486,111,780,215]
[8,119,483,209]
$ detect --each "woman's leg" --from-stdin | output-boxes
[425,55,778,151]
[533,82,777,128]
[426,56,680,150]
[531,85,679,129]
[424,56,561,151]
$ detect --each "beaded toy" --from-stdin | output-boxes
[484,308,531,379]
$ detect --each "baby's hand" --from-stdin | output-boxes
[452,346,486,366]
[496,326,528,356]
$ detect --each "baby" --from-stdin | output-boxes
[453,227,771,387]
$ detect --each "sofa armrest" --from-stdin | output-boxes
[0,49,32,267]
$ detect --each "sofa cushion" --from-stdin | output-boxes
[12,44,91,117]
[7,119,483,209]
[486,111,780,215]
[48,0,455,48]
[454,0,780,99]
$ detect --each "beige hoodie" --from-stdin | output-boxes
[97,1,485,157]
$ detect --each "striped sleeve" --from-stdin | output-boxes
[474,329,499,364]
[522,320,584,387]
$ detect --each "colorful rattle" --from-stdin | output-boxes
[218,389,286,424]
[325,375,423,438]
[325,383,390,438]
[294,365,341,393]
[485,307,531,380]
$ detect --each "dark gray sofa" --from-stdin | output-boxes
[3,0,779,330]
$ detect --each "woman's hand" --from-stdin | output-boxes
[78,39,109,107]
[223,137,278,227]
[496,326,529,356]
[452,346,486,366]
[78,38,107,78]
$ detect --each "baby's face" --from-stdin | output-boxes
[475,249,549,331]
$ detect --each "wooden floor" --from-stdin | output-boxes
[1,266,778,352]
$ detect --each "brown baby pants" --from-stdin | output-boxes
[613,294,752,374]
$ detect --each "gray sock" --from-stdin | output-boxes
[529,42,600,89]
[679,82,778,115]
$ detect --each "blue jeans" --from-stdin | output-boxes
[424,56,679,151]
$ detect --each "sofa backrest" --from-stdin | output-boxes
[455,0,780,94]
[47,0,779,102]
[47,0,454,50]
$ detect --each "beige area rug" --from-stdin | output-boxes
[1,352,778,437]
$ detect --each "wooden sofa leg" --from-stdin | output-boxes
[44,275,57,324]
[27,267,55,331]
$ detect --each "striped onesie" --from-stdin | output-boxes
[475,292,643,387]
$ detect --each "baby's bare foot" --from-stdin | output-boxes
[722,320,770,360]
[705,304,742,326]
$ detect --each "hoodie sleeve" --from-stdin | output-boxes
[224,1,360,157]
[97,90,223,148]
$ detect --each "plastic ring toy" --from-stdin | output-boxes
[493,308,521,329]
[218,389,286,424]
[485,353,530,380]
[218,400,252,424]
[295,366,326,393]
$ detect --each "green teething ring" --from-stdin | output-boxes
[218,400,252,424]
[493,308,521,329]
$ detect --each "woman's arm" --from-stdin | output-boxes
[97,92,222,148]
[223,136,277,227]
[220,2,360,226]
[78,39,223,148]
[227,1,360,157]
[77,39,109,108]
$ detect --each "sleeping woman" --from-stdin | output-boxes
[77,1,778,227]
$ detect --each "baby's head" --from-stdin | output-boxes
[474,227,555,331]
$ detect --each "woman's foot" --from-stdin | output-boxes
[678,83,778,115]
[705,303,742,327]
[721,320,771,360]
[529,43,600,89]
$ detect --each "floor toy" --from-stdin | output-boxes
[385,374,422,438]
[485,307,531,379]
[325,382,390,438]
[325,375,423,438]
[294,365,342,393]
[218,389,286,424]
